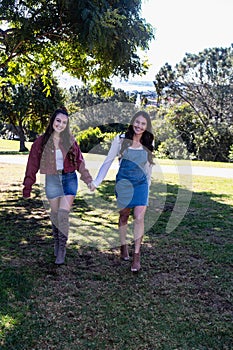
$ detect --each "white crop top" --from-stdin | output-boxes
[56,149,64,170]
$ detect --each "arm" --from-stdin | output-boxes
[146,162,153,187]
[146,140,155,187]
[73,140,93,185]
[92,134,122,187]
[22,138,42,198]
[78,160,93,185]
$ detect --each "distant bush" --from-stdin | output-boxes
[76,127,119,154]
[228,145,233,162]
[154,138,192,160]
[76,127,103,153]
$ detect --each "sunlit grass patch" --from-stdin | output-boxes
[0,162,232,349]
[0,139,32,153]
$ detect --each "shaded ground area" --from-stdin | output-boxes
[0,174,233,349]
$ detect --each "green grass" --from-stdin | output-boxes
[0,139,32,153]
[0,162,232,349]
[155,158,233,168]
[1,138,233,168]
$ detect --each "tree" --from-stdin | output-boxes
[0,75,65,151]
[68,84,130,109]
[0,0,154,92]
[154,46,233,161]
[156,103,213,161]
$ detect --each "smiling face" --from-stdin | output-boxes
[52,113,68,134]
[132,115,147,137]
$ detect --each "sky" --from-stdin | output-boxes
[59,0,233,87]
[139,0,233,80]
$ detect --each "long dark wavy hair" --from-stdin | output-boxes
[41,107,76,165]
[120,110,154,164]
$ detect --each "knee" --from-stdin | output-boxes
[134,213,145,225]
[119,208,130,226]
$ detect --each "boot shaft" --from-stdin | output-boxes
[55,209,70,265]
[57,209,69,238]
[50,211,58,235]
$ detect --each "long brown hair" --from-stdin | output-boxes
[41,107,76,165]
[120,111,154,163]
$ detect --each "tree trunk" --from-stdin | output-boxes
[18,125,28,152]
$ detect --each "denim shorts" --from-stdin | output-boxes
[45,171,78,199]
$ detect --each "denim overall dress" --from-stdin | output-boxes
[115,148,149,208]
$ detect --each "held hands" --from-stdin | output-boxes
[88,181,96,192]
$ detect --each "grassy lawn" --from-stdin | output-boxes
[1,138,233,168]
[0,157,232,350]
[0,139,32,154]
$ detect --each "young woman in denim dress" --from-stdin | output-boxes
[92,111,154,272]
[23,107,93,265]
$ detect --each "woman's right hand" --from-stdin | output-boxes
[88,181,96,192]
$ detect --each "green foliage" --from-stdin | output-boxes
[152,103,233,161]
[0,0,154,93]
[76,127,103,153]
[152,106,193,160]
[154,46,233,161]
[76,126,119,154]
[165,103,198,154]
[228,144,233,162]
[155,138,191,160]
[99,131,119,154]
[68,84,131,109]
[0,74,65,150]
[68,86,131,147]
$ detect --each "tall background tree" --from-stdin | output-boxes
[154,45,233,161]
[0,0,154,151]
[0,75,65,151]
[0,0,154,92]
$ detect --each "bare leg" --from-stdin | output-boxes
[131,206,147,272]
[58,195,75,212]
[48,194,75,214]
[133,206,147,253]
[119,208,131,260]
[48,197,60,213]
[119,208,131,245]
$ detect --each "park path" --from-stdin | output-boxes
[0,154,233,179]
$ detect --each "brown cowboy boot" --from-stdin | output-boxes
[131,252,141,272]
[120,244,130,261]
[55,209,69,265]
[50,211,59,257]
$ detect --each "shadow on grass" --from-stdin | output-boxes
[0,181,232,350]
